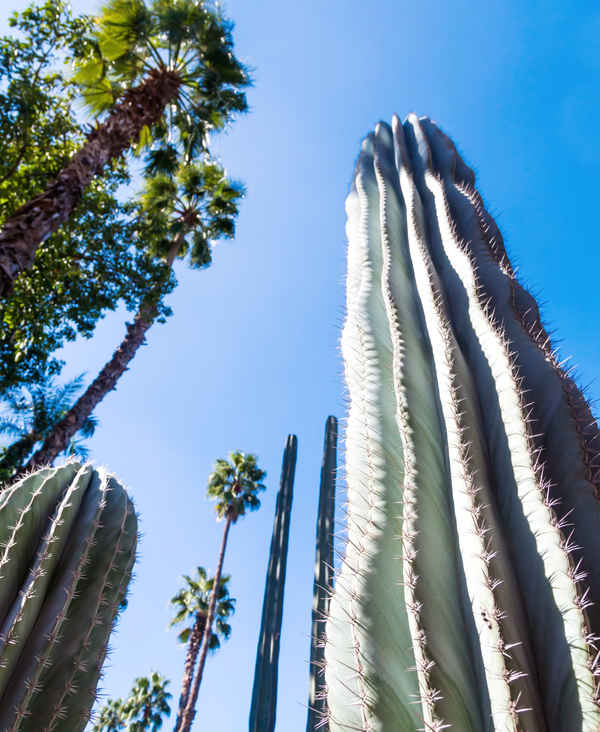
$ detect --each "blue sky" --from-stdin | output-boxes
[2,0,600,729]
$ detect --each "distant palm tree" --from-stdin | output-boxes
[0,0,249,296]
[0,374,97,483]
[170,568,235,730]
[123,673,171,731]
[92,698,126,731]
[93,673,171,731]
[177,452,266,732]
[20,157,242,475]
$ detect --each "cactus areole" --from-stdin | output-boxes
[323,115,600,732]
[0,463,137,731]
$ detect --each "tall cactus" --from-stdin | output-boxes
[249,434,297,732]
[307,415,337,732]
[0,462,137,731]
[324,115,600,732]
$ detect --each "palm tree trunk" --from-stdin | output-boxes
[16,237,182,477]
[174,614,206,731]
[178,515,233,732]
[0,68,181,298]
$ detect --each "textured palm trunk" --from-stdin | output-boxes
[178,514,232,732]
[0,68,181,297]
[18,238,182,477]
[174,613,206,732]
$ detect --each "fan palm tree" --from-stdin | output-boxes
[19,155,242,475]
[170,568,235,730]
[122,673,171,731]
[177,452,266,732]
[92,698,126,731]
[0,373,97,483]
[93,673,171,731]
[0,0,249,296]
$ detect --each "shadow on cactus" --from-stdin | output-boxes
[0,462,137,731]
[324,115,600,732]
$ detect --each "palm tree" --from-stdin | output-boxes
[0,373,97,483]
[0,0,249,296]
[170,568,235,730]
[19,156,242,475]
[93,673,171,731]
[92,698,126,731]
[123,673,171,731]
[177,452,266,732]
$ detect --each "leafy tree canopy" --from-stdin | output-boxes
[0,373,99,482]
[0,1,176,395]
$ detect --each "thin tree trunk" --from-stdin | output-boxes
[174,614,206,731]
[17,237,182,477]
[0,68,181,297]
[178,515,232,732]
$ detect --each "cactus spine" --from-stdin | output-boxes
[249,435,297,732]
[324,115,600,731]
[307,416,337,732]
[0,462,137,731]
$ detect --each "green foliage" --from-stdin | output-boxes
[124,674,171,731]
[73,0,250,143]
[207,451,267,522]
[93,698,127,731]
[0,374,98,482]
[93,673,171,731]
[170,567,235,650]
[0,1,175,395]
[138,155,244,267]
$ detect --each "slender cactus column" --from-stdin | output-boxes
[249,434,297,732]
[306,415,337,732]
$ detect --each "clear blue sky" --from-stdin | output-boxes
[2,0,600,729]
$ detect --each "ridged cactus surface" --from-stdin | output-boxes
[324,115,600,732]
[249,434,297,732]
[0,462,137,731]
[307,415,337,732]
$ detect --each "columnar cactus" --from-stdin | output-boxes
[307,415,337,732]
[324,115,600,731]
[0,462,137,731]
[249,435,297,732]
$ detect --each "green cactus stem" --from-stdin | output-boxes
[249,434,297,732]
[0,462,137,731]
[324,115,600,732]
[306,416,337,732]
